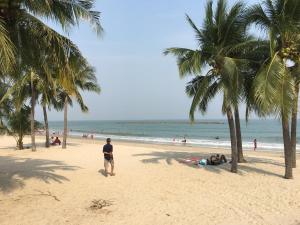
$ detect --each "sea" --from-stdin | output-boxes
[48,119,300,152]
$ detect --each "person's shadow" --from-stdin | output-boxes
[98,169,108,177]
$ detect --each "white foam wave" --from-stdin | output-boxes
[67,131,300,152]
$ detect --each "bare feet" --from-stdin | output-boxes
[110,173,115,176]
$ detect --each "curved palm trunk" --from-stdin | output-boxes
[62,97,68,149]
[30,76,36,151]
[291,83,299,168]
[234,107,246,163]
[281,114,293,179]
[43,106,50,148]
[227,107,238,173]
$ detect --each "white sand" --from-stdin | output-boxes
[0,135,300,225]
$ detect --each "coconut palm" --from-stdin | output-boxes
[37,75,57,148]
[0,0,102,150]
[246,0,300,179]
[54,56,100,149]
[164,0,260,172]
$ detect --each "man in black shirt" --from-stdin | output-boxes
[103,138,115,176]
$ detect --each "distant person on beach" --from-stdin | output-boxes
[51,137,61,146]
[103,138,115,176]
[253,139,257,151]
[182,137,187,143]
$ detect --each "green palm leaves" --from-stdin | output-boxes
[165,0,300,178]
[165,0,253,172]
[165,0,250,121]
[246,0,300,178]
[0,0,101,150]
[246,0,300,119]
[0,18,14,73]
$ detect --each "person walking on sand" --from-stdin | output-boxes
[103,138,115,176]
[253,139,257,151]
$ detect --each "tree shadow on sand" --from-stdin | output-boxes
[0,156,80,193]
[133,151,285,178]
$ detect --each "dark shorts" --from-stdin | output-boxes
[104,158,114,167]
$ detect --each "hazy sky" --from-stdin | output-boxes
[36,0,260,121]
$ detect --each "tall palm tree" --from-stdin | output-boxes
[56,56,100,149]
[165,0,256,172]
[246,0,300,179]
[37,75,56,148]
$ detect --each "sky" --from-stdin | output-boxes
[36,0,260,121]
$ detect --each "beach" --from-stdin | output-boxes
[0,135,300,225]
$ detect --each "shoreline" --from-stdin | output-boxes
[34,134,289,157]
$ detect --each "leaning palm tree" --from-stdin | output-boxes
[246,0,300,179]
[165,0,257,172]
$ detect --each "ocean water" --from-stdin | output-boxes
[48,119,300,151]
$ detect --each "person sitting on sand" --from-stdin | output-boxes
[207,154,227,165]
[103,138,115,176]
[51,137,61,146]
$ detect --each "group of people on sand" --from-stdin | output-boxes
[82,133,94,139]
[180,154,228,167]
[51,136,61,146]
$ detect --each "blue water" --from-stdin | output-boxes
[48,119,300,151]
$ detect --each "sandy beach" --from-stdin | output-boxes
[0,135,300,225]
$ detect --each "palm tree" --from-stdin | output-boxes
[246,0,300,179]
[55,56,100,149]
[0,0,102,150]
[37,75,56,148]
[165,0,256,172]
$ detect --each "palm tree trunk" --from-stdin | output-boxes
[62,97,68,149]
[17,136,24,150]
[291,83,299,168]
[43,106,50,148]
[281,114,293,179]
[234,107,246,163]
[30,76,36,151]
[227,107,238,173]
